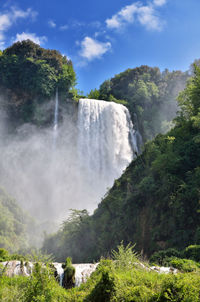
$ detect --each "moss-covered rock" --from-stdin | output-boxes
[63,257,75,289]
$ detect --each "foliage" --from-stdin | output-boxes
[85,266,116,302]
[63,257,75,289]
[0,40,76,124]
[150,248,182,266]
[2,244,200,301]
[87,88,100,100]
[0,187,33,254]
[42,209,92,262]
[167,257,200,273]
[183,245,200,262]
[43,65,200,263]
[177,65,200,121]
[96,66,189,141]
[0,248,9,261]
[111,242,138,269]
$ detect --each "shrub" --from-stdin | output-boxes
[183,245,200,262]
[111,242,138,269]
[168,257,200,272]
[85,266,116,302]
[0,248,10,261]
[150,248,181,266]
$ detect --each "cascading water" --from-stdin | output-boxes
[0,96,140,223]
[73,263,99,287]
[77,98,138,200]
[53,263,64,286]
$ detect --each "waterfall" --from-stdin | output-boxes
[0,96,140,223]
[53,263,64,286]
[73,263,99,287]
[77,99,138,197]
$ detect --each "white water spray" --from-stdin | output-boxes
[0,97,140,223]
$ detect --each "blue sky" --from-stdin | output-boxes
[0,0,200,93]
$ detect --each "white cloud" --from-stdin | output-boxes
[0,7,38,47]
[59,24,68,31]
[119,3,139,23]
[79,36,111,61]
[106,3,140,29]
[137,6,161,31]
[106,1,165,31]
[106,15,121,29]
[15,32,47,45]
[0,14,11,31]
[153,0,167,6]
[48,20,56,28]
[12,7,38,20]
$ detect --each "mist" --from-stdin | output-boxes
[0,96,136,235]
[0,70,187,243]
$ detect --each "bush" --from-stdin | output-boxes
[0,248,10,261]
[183,245,200,262]
[150,248,181,266]
[168,257,200,272]
[111,242,138,269]
[63,257,75,289]
[85,266,116,302]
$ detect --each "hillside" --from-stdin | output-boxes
[0,40,76,128]
[42,65,200,263]
[0,187,33,253]
[88,66,189,142]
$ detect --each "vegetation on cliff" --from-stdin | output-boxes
[43,65,200,263]
[0,187,34,253]
[88,66,189,141]
[0,40,76,125]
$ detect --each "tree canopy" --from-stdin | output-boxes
[88,66,189,142]
[0,40,76,124]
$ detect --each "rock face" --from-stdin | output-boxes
[0,261,98,287]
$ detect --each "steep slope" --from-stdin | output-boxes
[43,66,200,262]
[89,66,189,141]
[0,40,76,127]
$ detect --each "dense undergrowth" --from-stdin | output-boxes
[1,244,200,301]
